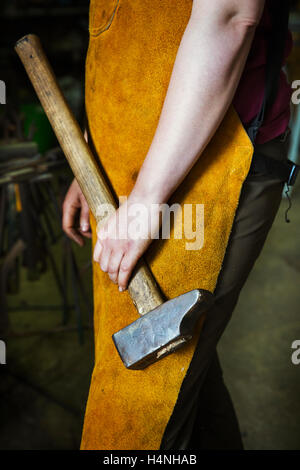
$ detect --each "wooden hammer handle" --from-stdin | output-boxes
[15,34,164,315]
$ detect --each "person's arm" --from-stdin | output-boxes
[93,0,265,290]
[132,0,265,202]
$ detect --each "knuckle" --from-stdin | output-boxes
[120,263,130,273]
[98,227,108,240]
[123,240,132,251]
[99,233,108,246]
[105,238,113,249]
[108,267,117,275]
[98,239,106,251]
[127,239,135,248]
[100,261,107,271]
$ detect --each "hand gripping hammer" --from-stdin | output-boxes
[15,34,213,370]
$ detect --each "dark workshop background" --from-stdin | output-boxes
[0,0,300,450]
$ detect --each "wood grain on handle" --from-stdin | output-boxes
[15,34,164,315]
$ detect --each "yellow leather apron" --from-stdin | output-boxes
[81,0,254,450]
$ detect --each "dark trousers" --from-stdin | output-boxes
[161,129,291,450]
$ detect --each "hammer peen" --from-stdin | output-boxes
[15,34,213,370]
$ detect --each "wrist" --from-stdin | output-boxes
[129,179,169,206]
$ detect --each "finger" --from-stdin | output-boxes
[93,240,103,263]
[100,246,111,273]
[62,203,83,246]
[67,228,84,246]
[107,250,125,284]
[79,229,92,239]
[118,250,140,291]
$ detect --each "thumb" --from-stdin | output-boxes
[80,198,90,233]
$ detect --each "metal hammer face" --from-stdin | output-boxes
[112,289,213,370]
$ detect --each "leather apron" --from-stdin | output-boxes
[81,0,254,450]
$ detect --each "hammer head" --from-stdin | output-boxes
[112,289,213,370]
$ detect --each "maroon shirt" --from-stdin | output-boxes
[233,1,293,144]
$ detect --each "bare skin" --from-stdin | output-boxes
[63,0,265,291]
[62,130,92,246]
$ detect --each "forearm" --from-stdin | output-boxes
[93,1,265,289]
[132,5,263,204]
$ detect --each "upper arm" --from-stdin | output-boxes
[191,0,265,29]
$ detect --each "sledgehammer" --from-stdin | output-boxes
[15,34,213,369]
